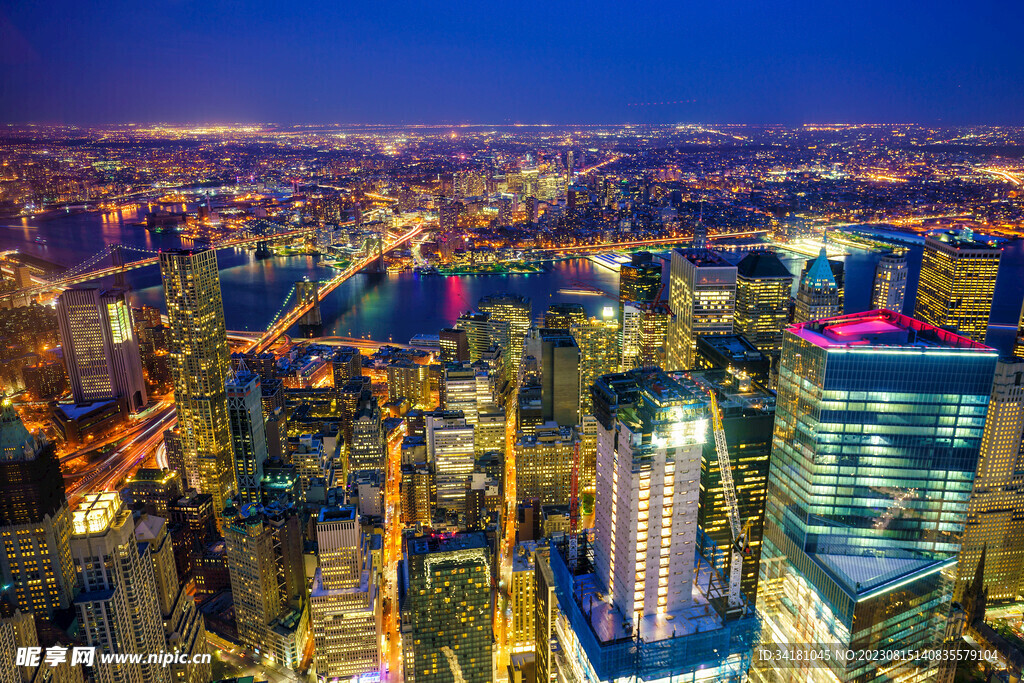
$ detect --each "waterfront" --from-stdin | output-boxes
[2,209,1023,354]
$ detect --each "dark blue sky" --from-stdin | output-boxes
[1,0,1021,125]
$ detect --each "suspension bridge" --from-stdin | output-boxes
[245,223,426,354]
[1,222,338,301]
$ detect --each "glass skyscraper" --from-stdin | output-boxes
[755,310,998,682]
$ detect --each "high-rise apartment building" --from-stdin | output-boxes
[621,301,672,370]
[515,423,578,506]
[310,506,378,680]
[478,293,531,375]
[71,493,168,683]
[226,363,267,506]
[160,248,233,516]
[870,250,908,313]
[618,251,663,323]
[958,357,1024,601]
[57,288,147,411]
[914,229,1002,343]
[0,400,75,615]
[592,369,706,622]
[571,315,620,417]
[666,249,736,371]
[405,533,492,683]
[734,250,793,353]
[350,398,385,472]
[793,247,843,324]
[756,310,998,682]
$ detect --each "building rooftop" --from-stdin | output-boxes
[677,248,733,268]
[696,334,764,363]
[926,228,1002,252]
[318,505,357,523]
[408,531,488,556]
[789,309,995,351]
[736,250,793,279]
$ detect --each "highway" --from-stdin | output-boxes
[530,230,769,256]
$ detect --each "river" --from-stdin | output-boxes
[2,207,1022,354]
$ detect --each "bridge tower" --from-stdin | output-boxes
[111,244,128,291]
[255,240,272,259]
[295,279,323,338]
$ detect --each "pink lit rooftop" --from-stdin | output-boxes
[788,309,995,351]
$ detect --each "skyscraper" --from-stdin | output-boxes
[0,399,75,615]
[528,328,581,428]
[405,533,492,683]
[160,248,233,516]
[734,250,793,353]
[756,310,998,682]
[310,506,379,680]
[957,357,1024,601]
[57,287,147,411]
[914,229,1002,343]
[690,370,774,607]
[543,303,586,331]
[456,311,511,367]
[666,249,737,371]
[793,247,843,324]
[426,411,475,512]
[870,250,908,313]
[71,493,168,683]
[478,292,531,375]
[621,301,672,370]
[223,503,309,670]
[592,369,706,622]
[571,315,620,416]
[438,327,470,362]
[226,363,267,506]
[618,251,663,317]
[515,423,578,506]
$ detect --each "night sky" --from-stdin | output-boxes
[1,0,1021,125]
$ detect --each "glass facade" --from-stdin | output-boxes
[756,310,998,682]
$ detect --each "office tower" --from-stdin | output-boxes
[478,293,531,374]
[592,369,705,622]
[0,400,75,615]
[534,555,556,683]
[426,412,475,512]
[734,250,793,353]
[386,360,432,410]
[757,310,998,682]
[476,405,506,456]
[350,399,384,472]
[400,463,433,525]
[694,334,771,387]
[456,311,510,365]
[618,252,663,315]
[310,506,379,680]
[405,534,492,683]
[441,362,483,424]
[122,468,184,518]
[331,347,362,388]
[690,370,774,607]
[160,248,233,516]
[915,229,1002,343]
[571,315,620,416]
[57,287,147,411]
[544,303,586,331]
[439,327,470,362]
[133,515,210,683]
[793,247,844,324]
[666,249,737,371]
[226,363,267,506]
[620,301,671,370]
[870,250,908,313]
[515,424,577,506]
[958,357,1024,600]
[223,503,309,670]
[71,493,168,683]
[528,328,581,427]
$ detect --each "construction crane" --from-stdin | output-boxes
[708,391,751,617]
